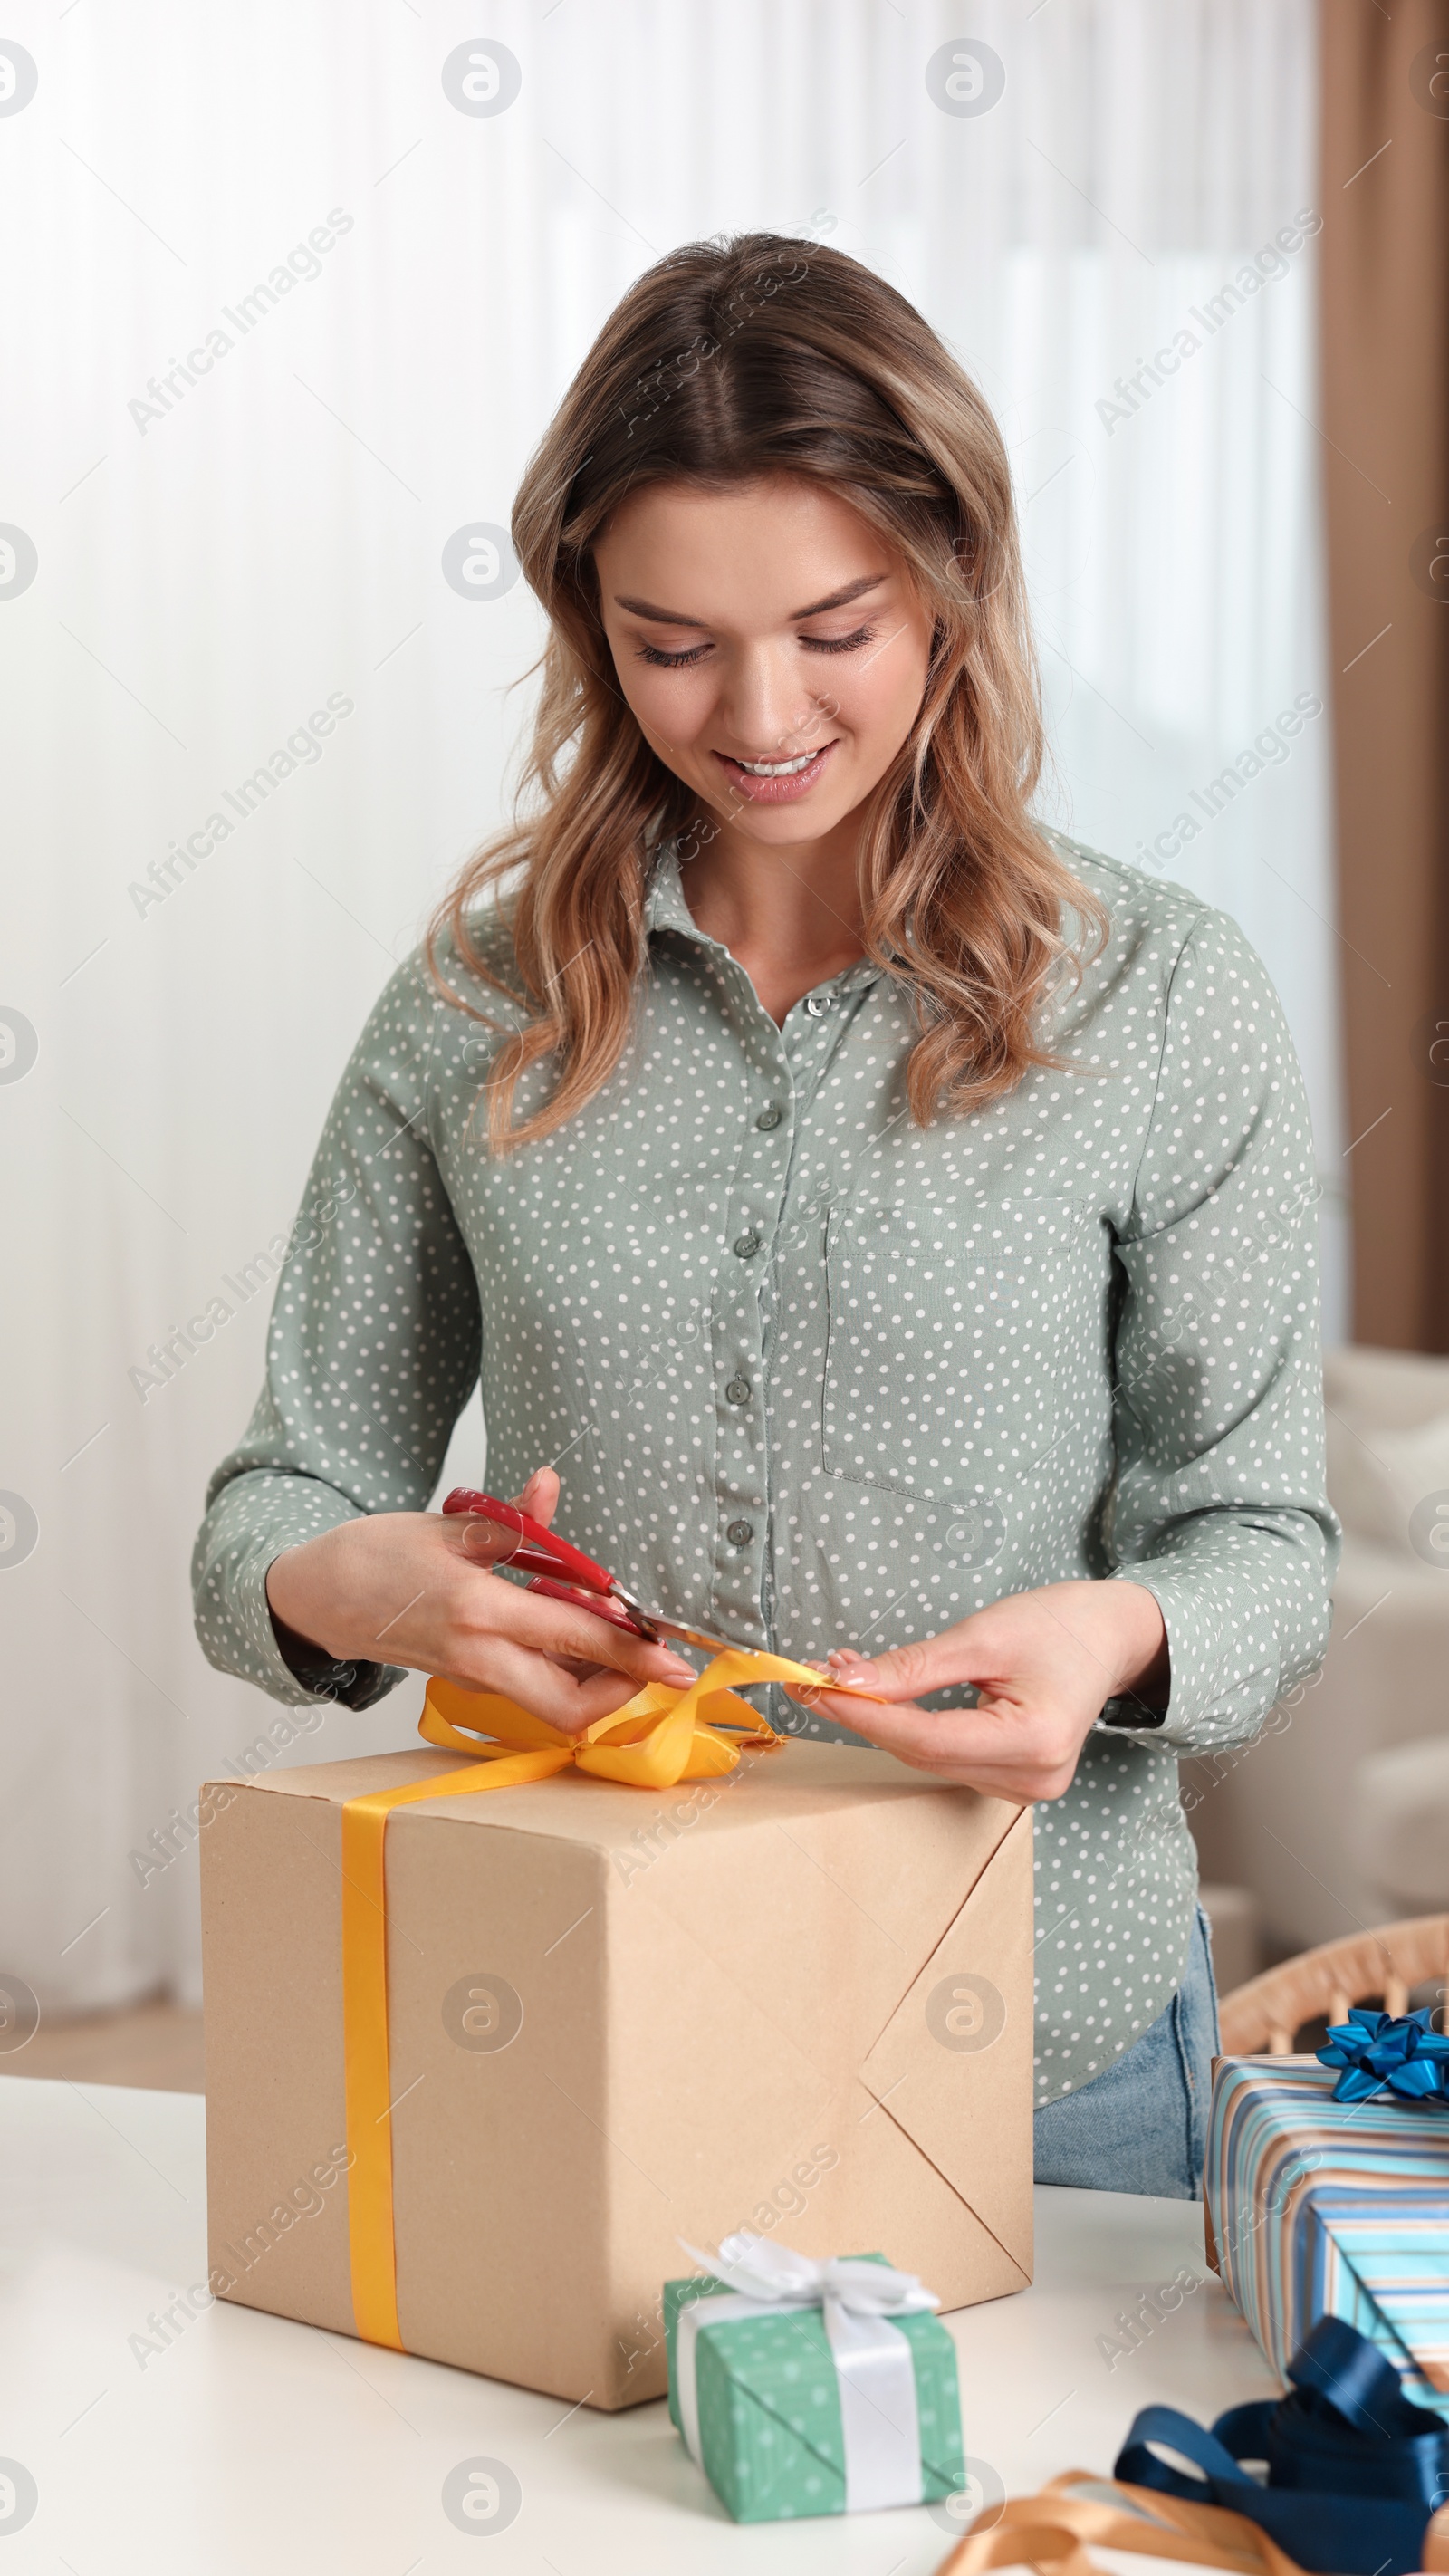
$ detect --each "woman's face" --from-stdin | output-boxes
[593,475,936,850]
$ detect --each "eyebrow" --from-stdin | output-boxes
[609,572,887,630]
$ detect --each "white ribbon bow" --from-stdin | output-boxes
[675,2231,941,2514]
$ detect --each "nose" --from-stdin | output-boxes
[717,642,833,761]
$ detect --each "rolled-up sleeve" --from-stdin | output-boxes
[191,951,483,1706]
[1104,909,1340,1752]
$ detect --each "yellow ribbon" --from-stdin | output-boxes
[936,2472,1449,2575]
[939,2475,1317,2576]
[341,1646,864,2350]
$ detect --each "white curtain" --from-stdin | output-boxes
[0,0,1337,2012]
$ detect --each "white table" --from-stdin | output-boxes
[0,2075,1279,2571]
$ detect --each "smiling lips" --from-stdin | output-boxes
[713,739,840,803]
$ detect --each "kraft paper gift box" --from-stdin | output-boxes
[1204,2056,1449,2417]
[200,1719,1033,2408]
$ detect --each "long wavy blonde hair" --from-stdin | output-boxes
[431,230,1102,1151]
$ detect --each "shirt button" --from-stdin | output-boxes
[733,1230,762,1260]
[803,995,829,1017]
[755,1105,782,1130]
[726,1520,753,1547]
[725,1375,752,1405]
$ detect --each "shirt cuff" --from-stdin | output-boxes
[212,1524,407,1710]
[1105,1557,1280,1753]
[1099,1690,1166,1730]
[267,1600,399,1713]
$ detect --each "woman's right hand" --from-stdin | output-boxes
[263,1466,696,1733]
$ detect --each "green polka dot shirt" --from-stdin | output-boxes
[192,834,1339,2104]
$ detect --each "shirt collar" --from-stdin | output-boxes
[643,837,885,1000]
[642,839,701,942]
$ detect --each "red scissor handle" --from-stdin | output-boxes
[441,1487,616,1596]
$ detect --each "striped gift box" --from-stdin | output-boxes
[1205,2057,1449,2417]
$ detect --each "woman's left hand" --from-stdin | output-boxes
[786,1580,1169,1804]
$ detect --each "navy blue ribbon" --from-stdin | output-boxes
[1317,2004,1449,2107]
[1115,2316,1449,2574]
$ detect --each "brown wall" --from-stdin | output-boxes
[1321,0,1449,1348]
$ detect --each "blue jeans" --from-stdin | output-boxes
[1032,1906,1221,2200]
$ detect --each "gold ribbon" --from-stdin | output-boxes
[936,2469,1449,2574]
[341,1647,866,2350]
[938,2476,1317,2576]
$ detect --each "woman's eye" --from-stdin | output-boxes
[801,623,878,655]
[636,620,878,668]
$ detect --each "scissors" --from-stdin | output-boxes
[441,1487,734,1657]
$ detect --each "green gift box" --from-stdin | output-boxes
[664,2243,966,2523]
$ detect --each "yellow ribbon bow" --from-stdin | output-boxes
[341,1646,866,2350]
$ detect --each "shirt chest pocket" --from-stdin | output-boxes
[821,1196,1086,1501]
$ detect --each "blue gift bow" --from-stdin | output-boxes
[1317,2004,1449,2105]
[1115,2316,1449,2575]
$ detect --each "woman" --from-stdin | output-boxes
[194,233,1337,2199]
